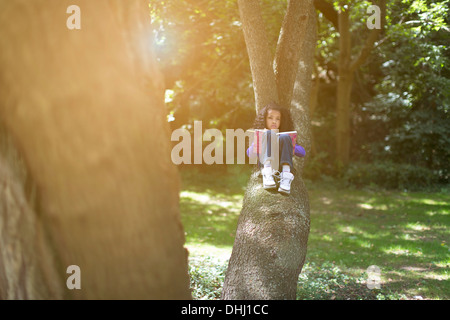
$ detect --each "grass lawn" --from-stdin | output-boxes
[179,165,450,300]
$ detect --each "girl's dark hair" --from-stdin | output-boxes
[253,102,295,132]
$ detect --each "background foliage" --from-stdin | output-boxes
[151,0,450,300]
[151,0,449,189]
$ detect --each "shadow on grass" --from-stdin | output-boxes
[179,167,450,299]
[179,165,252,248]
[306,185,450,299]
[180,194,240,248]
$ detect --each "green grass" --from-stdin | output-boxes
[179,165,450,300]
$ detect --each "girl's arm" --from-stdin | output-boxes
[246,142,254,157]
[294,144,306,157]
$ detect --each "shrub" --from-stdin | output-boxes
[188,255,227,300]
[344,161,437,190]
[297,262,407,300]
[188,257,408,300]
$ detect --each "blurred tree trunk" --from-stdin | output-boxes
[336,5,354,167]
[0,0,191,299]
[333,1,385,167]
[222,0,316,300]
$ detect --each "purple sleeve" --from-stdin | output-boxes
[246,143,254,157]
[294,144,306,157]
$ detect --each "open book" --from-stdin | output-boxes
[249,129,297,155]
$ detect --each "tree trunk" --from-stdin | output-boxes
[0,0,191,299]
[334,1,385,167]
[221,171,310,300]
[335,4,353,167]
[290,3,317,172]
[222,0,315,300]
[336,71,354,167]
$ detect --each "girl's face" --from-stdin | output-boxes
[266,109,281,130]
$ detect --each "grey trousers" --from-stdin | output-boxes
[257,130,294,171]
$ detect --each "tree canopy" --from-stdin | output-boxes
[150,0,449,187]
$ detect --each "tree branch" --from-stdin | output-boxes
[338,4,351,70]
[349,26,381,72]
[349,0,386,72]
[237,0,279,112]
[313,0,338,31]
[274,0,311,108]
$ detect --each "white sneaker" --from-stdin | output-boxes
[261,167,276,189]
[278,172,294,194]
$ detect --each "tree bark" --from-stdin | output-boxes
[222,0,315,300]
[0,0,191,299]
[238,0,279,112]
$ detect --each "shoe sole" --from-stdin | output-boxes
[278,187,290,194]
[264,185,277,189]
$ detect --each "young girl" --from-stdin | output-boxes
[246,102,306,194]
